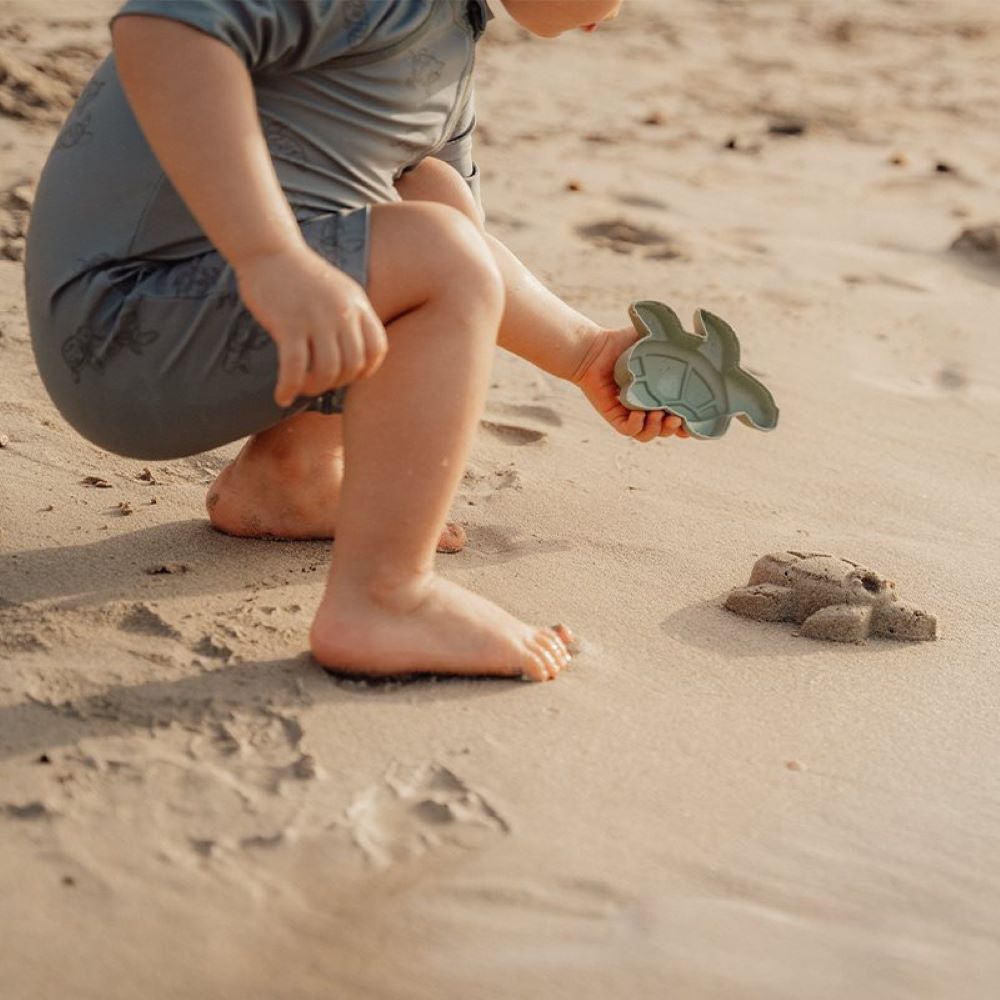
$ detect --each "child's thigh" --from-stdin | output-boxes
[34,209,368,460]
[394,158,482,228]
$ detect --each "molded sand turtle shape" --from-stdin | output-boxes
[614,301,779,439]
[725,551,937,643]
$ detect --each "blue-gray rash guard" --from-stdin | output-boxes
[25,0,491,459]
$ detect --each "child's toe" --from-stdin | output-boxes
[526,638,562,680]
[537,628,571,668]
[549,623,576,652]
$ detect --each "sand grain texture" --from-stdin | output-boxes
[2,1,1000,998]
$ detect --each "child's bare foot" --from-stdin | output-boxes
[310,572,573,682]
[206,445,466,552]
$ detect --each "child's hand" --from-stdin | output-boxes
[235,244,387,408]
[572,327,691,442]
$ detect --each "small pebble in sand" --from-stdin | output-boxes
[0,433,9,448]
[888,152,908,167]
[565,179,583,191]
[934,160,956,174]
[116,501,134,516]
[136,466,157,483]
[723,135,762,154]
[785,760,805,771]
[642,110,666,126]
[145,562,188,575]
[61,875,76,887]
[80,475,112,488]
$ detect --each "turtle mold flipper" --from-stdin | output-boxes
[798,604,874,643]
[692,309,741,371]
[871,599,938,641]
[630,301,703,350]
[724,583,794,622]
[695,310,779,432]
[727,369,779,431]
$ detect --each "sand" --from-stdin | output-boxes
[2,1,1000,997]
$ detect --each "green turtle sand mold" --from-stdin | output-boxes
[725,551,938,643]
[614,301,779,439]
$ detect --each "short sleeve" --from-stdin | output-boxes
[110,0,352,74]
[430,93,483,219]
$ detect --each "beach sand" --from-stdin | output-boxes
[2,1,999,997]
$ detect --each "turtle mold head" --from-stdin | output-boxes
[873,599,938,641]
[846,568,895,604]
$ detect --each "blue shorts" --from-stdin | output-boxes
[31,207,368,459]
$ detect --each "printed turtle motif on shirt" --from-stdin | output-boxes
[54,79,105,152]
[407,49,446,96]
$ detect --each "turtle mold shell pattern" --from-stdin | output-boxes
[614,300,779,440]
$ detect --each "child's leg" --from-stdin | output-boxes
[206,410,466,552]
[206,156,611,551]
[310,201,571,680]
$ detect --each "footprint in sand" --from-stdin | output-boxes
[479,420,546,445]
[948,223,1000,287]
[118,602,181,639]
[576,218,686,260]
[416,875,642,961]
[0,601,49,655]
[856,365,992,401]
[486,402,563,427]
[461,460,522,499]
[616,192,670,212]
[343,761,510,869]
[457,523,571,566]
[437,875,634,924]
[842,272,929,294]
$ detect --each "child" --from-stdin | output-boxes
[25,0,688,683]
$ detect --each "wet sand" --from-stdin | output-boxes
[2,2,999,997]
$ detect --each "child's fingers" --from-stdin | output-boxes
[635,410,665,443]
[334,323,365,384]
[621,408,645,436]
[303,332,342,396]
[274,340,309,408]
[658,415,684,438]
[359,311,388,378]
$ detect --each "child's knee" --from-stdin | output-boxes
[370,202,502,325]
[415,203,503,316]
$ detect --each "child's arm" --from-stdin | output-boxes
[112,16,386,407]
[489,235,688,441]
[397,159,687,441]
